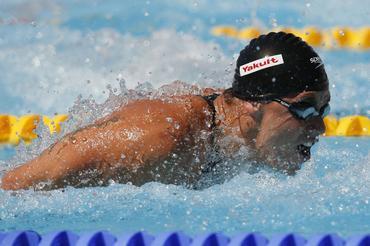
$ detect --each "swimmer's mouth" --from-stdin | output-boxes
[297,143,311,161]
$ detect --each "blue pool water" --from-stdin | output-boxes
[0,0,369,237]
[0,137,369,237]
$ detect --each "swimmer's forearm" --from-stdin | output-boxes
[1,122,178,190]
[1,135,93,190]
[1,99,193,190]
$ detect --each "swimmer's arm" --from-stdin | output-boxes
[0,132,89,190]
[0,102,189,190]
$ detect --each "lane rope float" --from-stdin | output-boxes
[0,114,368,146]
[0,230,368,246]
[323,115,369,137]
[211,26,370,50]
[0,114,68,146]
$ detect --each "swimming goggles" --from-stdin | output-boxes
[272,98,330,120]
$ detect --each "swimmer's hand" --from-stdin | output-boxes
[1,96,208,190]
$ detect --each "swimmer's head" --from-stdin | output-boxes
[232,31,329,101]
[222,32,330,173]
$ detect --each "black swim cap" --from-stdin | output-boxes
[232,32,329,101]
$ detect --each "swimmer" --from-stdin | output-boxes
[1,32,330,190]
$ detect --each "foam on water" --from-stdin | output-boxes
[0,24,234,115]
[0,0,369,115]
[0,77,369,236]
[0,138,369,236]
[0,0,369,237]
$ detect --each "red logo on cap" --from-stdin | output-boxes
[240,54,284,77]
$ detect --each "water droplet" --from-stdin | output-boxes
[36,32,43,39]
[144,11,149,16]
[82,137,87,142]
[271,18,278,27]
[236,17,246,23]
[272,77,276,82]
[121,154,126,159]
[166,117,173,123]
[256,46,260,51]
[32,56,41,67]
[71,137,77,144]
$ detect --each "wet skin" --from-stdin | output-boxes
[253,90,330,172]
[1,95,214,190]
[210,89,330,174]
[0,88,330,190]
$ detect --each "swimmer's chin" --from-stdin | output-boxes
[261,155,305,175]
[262,146,314,174]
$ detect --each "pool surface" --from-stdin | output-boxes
[0,0,369,238]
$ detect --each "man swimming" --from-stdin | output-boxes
[1,32,330,190]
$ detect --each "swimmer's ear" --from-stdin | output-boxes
[239,114,257,135]
[222,88,234,104]
[239,114,256,130]
[246,101,264,127]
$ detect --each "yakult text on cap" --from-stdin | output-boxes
[239,54,284,77]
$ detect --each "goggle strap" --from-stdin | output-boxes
[273,98,330,120]
[273,98,291,108]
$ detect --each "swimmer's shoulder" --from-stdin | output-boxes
[104,90,221,128]
[108,96,203,126]
[165,94,220,130]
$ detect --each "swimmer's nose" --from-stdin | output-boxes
[307,116,326,136]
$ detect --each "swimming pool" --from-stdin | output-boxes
[1,136,369,237]
[0,0,369,238]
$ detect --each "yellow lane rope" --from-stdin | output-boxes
[0,114,368,146]
[323,115,369,137]
[211,26,370,50]
[0,115,68,146]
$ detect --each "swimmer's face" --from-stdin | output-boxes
[255,89,330,173]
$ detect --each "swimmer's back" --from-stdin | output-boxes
[98,95,212,136]
[1,94,214,190]
[84,95,216,186]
